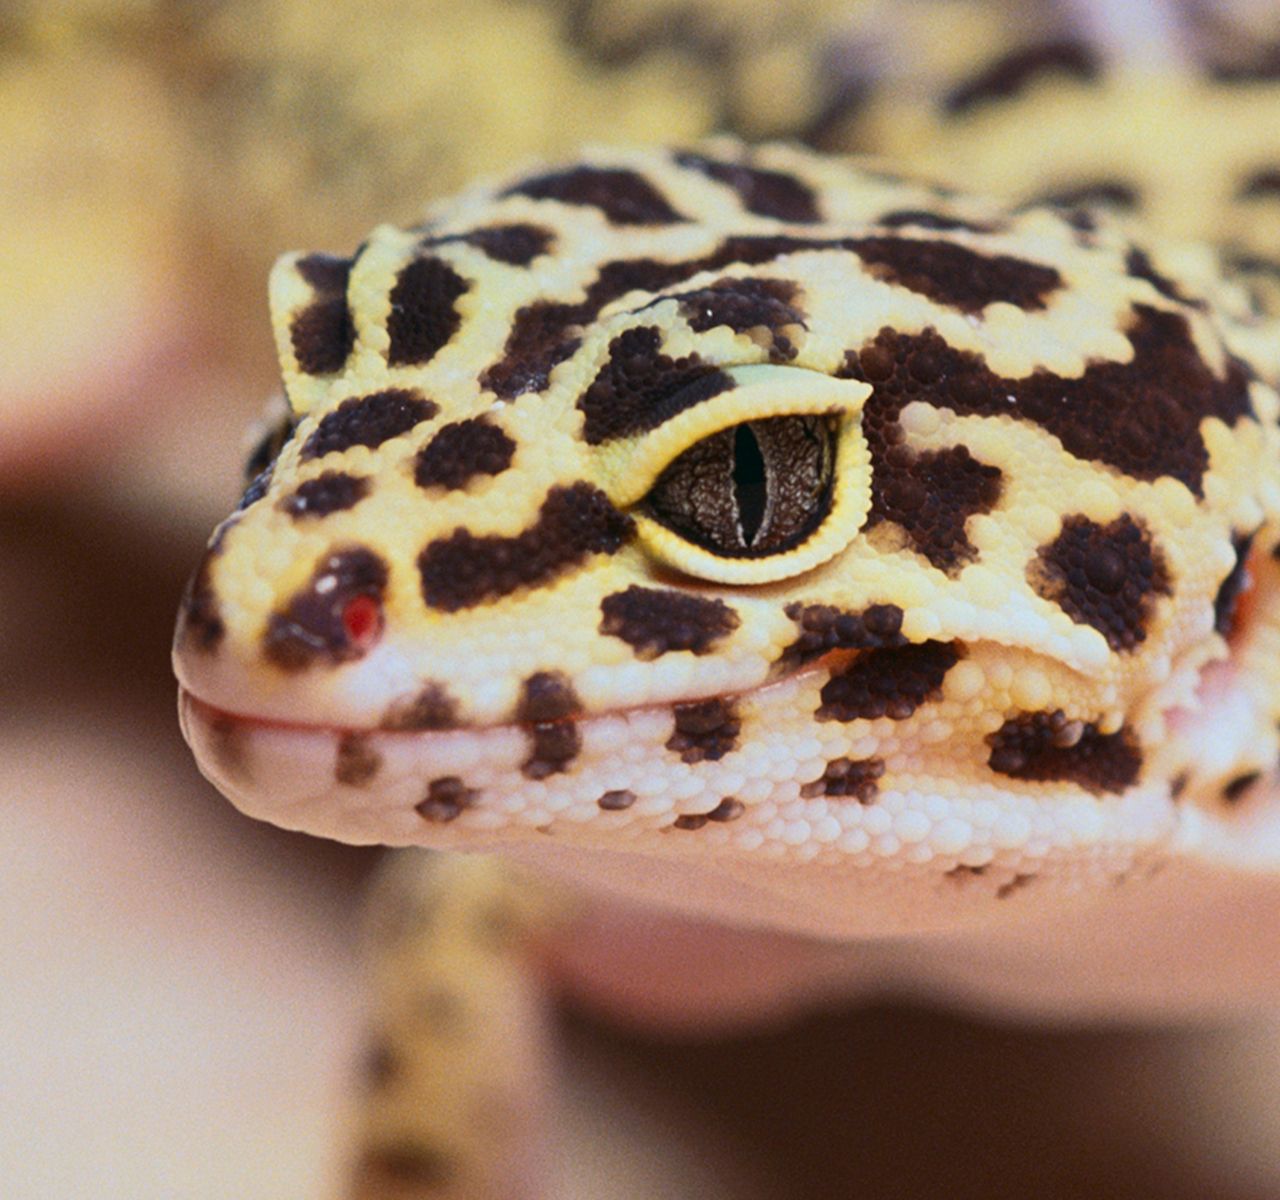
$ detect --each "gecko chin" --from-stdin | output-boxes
[176,638,1197,943]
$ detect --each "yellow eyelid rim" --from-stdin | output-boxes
[596,365,872,505]
[602,365,875,586]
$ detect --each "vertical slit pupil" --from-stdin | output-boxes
[732,423,768,546]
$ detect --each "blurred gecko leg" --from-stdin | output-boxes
[349,851,566,1200]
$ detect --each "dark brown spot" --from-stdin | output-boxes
[708,796,744,821]
[290,255,354,375]
[280,471,371,518]
[414,418,515,491]
[947,864,988,879]
[418,483,634,611]
[335,734,381,786]
[503,165,684,225]
[415,776,478,823]
[1239,168,1280,200]
[671,798,746,828]
[1125,247,1203,309]
[878,209,995,233]
[841,311,1252,498]
[208,713,249,783]
[1030,180,1140,212]
[1222,771,1261,804]
[263,547,388,670]
[380,683,459,730]
[852,236,1061,313]
[674,276,806,360]
[1214,531,1256,636]
[428,223,555,266]
[778,602,906,669]
[987,710,1142,795]
[945,41,1100,114]
[598,789,637,811]
[354,1145,454,1190]
[522,721,581,779]
[236,468,273,513]
[482,229,1058,400]
[996,874,1037,899]
[874,444,1003,572]
[674,150,821,222]
[799,756,885,800]
[517,672,580,723]
[296,252,353,292]
[600,586,740,659]
[667,698,741,763]
[1029,514,1170,652]
[818,642,960,722]
[578,325,734,444]
[301,389,438,460]
[386,256,467,367]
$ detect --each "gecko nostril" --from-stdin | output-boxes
[342,594,384,652]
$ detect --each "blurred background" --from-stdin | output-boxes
[4,1,1280,1196]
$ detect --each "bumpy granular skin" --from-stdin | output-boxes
[666,698,741,763]
[177,142,1280,904]
[503,165,686,225]
[280,470,371,518]
[416,776,480,823]
[986,710,1142,796]
[799,755,885,800]
[1030,514,1170,652]
[386,256,469,366]
[521,721,582,779]
[845,312,1251,498]
[599,585,740,658]
[516,672,581,723]
[848,235,1063,313]
[302,390,439,459]
[425,223,557,267]
[416,483,634,611]
[674,150,823,222]
[414,418,517,491]
[676,276,805,361]
[816,642,961,722]
[290,254,356,375]
[778,602,906,668]
[579,326,734,444]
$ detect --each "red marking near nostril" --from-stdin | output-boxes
[342,593,383,651]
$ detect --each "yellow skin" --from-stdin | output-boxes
[176,144,1280,1194]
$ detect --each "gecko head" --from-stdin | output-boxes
[174,144,1280,935]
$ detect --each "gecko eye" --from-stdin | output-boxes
[642,415,837,557]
